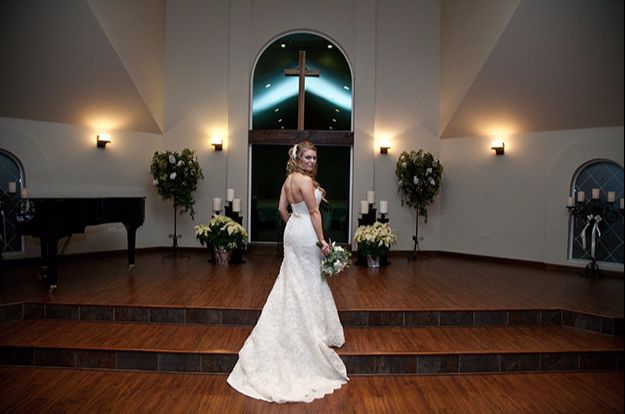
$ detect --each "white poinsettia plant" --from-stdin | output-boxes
[150,149,203,219]
[353,222,397,259]
[195,215,248,250]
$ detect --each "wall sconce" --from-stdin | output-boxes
[380,145,390,154]
[211,137,223,151]
[97,134,111,148]
[491,140,505,155]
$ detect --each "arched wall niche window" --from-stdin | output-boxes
[569,159,624,264]
[248,31,354,243]
[0,149,26,254]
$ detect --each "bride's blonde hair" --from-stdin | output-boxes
[286,140,326,198]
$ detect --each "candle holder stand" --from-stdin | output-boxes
[356,203,390,266]
[224,201,245,263]
[567,197,623,278]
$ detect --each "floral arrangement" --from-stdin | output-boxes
[195,215,248,250]
[150,149,203,219]
[317,241,351,279]
[353,222,397,259]
[395,150,443,221]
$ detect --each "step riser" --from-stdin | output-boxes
[1,303,623,335]
[1,346,622,375]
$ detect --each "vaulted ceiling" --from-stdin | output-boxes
[0,0,622,138]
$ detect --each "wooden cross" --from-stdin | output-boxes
[284,50,320,131]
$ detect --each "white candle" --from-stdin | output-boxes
[591,188,600,199]
[567,196,574,207]
[8,181,16,193]
[213,197,222,211]
[232,198,241,212]
[226,188,234,202]
[621,198,624,210]
[577,191,585,202]
[20,187,28,198]
[367,191,375,204]
[379,200,388,214]
[360,200,369,214]
[607,191,616,203]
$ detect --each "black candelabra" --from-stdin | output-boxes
[567,192,624,278]
[224,200,245,263]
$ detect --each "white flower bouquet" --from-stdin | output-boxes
[316,241,351,280]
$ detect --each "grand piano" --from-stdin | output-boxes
[16,197,145,292]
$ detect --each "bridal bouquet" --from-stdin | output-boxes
[317,241,351,280]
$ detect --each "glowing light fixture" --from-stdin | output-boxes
[212,137,223,151]
[97,134,111,148]
[491,140,505,155]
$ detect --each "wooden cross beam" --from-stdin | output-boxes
[284,50,320,131]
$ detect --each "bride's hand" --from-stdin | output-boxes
[319,240,330,256]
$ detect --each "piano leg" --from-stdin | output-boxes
[125,223,138,272]
[46,238,59,292]
[39,238,48,280]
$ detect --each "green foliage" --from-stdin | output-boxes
[395,150,443,221]
[150,149,203,219]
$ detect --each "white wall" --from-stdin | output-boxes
[439,126,624,270]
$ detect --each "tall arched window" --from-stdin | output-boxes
[249,32,353,243]
[0,150,26,254]
[569,159,624,264]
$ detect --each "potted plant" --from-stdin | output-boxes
[195,215,248,266]
[395,149,443,259]
[353,222,397,268]
[150,149,203,256]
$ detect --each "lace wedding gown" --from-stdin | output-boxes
[227,188,349,403]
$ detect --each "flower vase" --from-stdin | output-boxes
[214,246,231,266]
[367,255,380,268]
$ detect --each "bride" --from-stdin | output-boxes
[227,140,349,403]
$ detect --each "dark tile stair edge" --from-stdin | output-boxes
[0,345,622,375]
[0,302,623,336]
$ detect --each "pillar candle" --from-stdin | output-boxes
[360,200,368,214]
[577,191,585,202]
[213,197,222,211]
[591,188,600,199]
[20,187,28,198]
[379,200,388,214]
[367,191,375,204]
[607,191,616,203]
[232,198,241,212]
[567,196,574,207]
[226,188,234,202]
[8,181,16,193]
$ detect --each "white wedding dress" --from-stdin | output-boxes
[227,188,349,403]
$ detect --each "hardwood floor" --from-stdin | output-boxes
[1,248,622,412]
[1,249,623,317]
[0,367,622,414]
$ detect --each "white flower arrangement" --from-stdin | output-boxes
[395,149,443,221]
[150,148,203,219]
[353,222,397,259]
[195,215,248,250]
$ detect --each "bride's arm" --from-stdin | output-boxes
[300,177,329,254]
[278,183,290,223]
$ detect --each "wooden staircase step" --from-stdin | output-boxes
[1,319,622,375]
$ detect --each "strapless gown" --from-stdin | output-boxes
[227,188,348,403]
